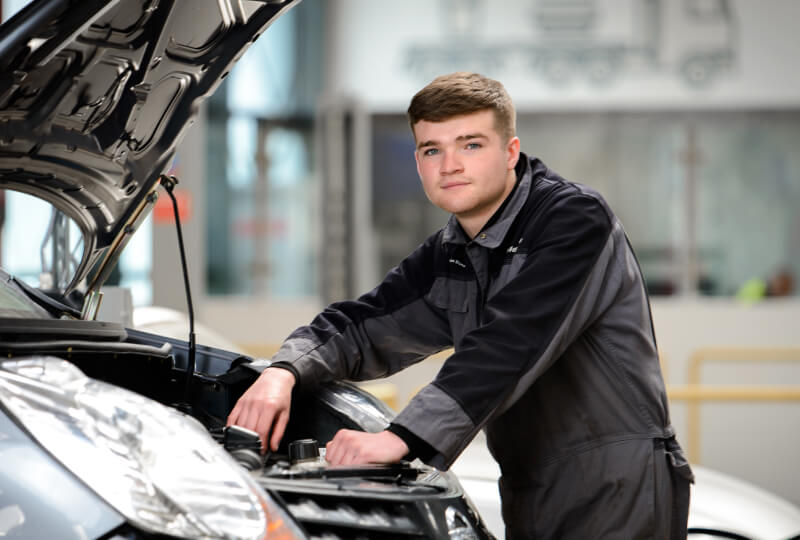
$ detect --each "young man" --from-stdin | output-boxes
[229,72,693,538]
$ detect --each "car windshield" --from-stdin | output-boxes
[0,273,51,319]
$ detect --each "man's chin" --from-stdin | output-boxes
[439,203,474,216]
[433,195,475,215]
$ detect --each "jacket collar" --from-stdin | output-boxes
[442,152,533,247]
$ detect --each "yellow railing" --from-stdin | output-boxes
[667,347,800,464]
[240,343,282,358]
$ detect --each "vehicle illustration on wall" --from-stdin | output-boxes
[406,0,737,88]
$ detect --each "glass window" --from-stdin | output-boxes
[116,216,152,306]
[1,0,28,21]
[518,111,800,297]
[210,117,315,297]
[0,191,83,290]
[695,113,800,296]
[0,190,152,304]
[205,0,323,298]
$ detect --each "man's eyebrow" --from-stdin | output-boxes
[456,132,488,142]
[416,133,487,150]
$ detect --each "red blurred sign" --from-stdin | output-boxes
[153,189,193,224]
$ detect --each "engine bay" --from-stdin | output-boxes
[0,323,493,539]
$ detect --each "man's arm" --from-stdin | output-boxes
[229,233,453,453]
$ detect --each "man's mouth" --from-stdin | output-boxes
[441,181,470,189]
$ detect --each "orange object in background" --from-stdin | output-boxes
[153,189,192,224]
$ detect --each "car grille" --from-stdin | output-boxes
[271,490,430,539]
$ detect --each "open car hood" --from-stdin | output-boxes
[0,0,298,303]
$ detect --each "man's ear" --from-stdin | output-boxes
[413,148,422,178]
[506,136,521,169]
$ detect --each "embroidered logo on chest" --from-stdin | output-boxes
[506,237,524,254]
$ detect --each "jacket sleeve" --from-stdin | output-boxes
[247,233,454,387]
[392,193,629,470]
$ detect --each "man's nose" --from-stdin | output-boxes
[441,150,463,175]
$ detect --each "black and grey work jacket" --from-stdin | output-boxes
[261,153,679,478]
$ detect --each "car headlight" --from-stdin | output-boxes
[446,506,481,540]
[0,356,305,540]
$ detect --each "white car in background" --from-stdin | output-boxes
[451,432,800,540]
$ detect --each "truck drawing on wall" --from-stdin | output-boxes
[406,0,737,88]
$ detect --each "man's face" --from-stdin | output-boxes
[413,110,520,236]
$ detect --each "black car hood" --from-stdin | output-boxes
[0,0,298,301]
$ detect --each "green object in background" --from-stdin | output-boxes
[736,278,767,303]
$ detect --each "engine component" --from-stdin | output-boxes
[289,438,320,464]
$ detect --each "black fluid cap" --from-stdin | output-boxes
[288,439,319,464]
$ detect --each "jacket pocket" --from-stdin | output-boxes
[425,277,470,313]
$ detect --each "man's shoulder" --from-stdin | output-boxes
[526,161,611,214]
[518,157,616,237]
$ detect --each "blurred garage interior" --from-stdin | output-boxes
[2,0,799,511]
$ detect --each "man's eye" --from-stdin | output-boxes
[465,142,481,150]
[423,148,439,156]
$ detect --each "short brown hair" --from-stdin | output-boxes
[407,72,516,142]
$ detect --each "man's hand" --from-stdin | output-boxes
[325,429,409,466]
[227,367,295,452]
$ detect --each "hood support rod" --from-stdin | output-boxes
[159,174,196,411]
